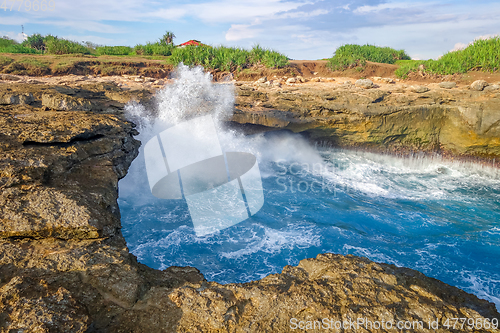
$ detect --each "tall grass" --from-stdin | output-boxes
[395,37,500,78]
[328,44,411,70]
[95,46,133,56]
[44,36,90,55]
[168,45,289,71]
[133,42,175,56]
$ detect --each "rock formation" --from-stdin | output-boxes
[0,76,499,332]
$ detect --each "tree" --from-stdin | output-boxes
[22,33,45,51]
[160,31,176,46]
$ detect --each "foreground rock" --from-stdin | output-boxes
[0,78,499,332]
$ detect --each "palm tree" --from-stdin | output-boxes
[161,31,176,46]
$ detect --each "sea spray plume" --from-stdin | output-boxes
[125,64,235,139]
[154,64,235,129]
[124,64,263,236]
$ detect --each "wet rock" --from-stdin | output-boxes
[439,82,457,89]
[470,80,489,91]
[411,85,430,93]
[355,79,374,89]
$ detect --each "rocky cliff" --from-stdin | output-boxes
[233,79,500,161]
[0,76,499,332]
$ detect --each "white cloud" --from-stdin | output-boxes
[354,2,412,14]
[148,0,308,24]
[451,42,467,52]
[225,23,262,41]
[0,31,27,42]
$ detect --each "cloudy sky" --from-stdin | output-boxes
[1,0,499,60]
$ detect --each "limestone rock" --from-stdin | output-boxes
[0,277,90,333]
[439,82,457,89]
[484,84,499,92]
[296,75,306,83]
[256,77,267,84]
[411,85,430,93]
[0,74,21,81]
[42,92,93,111]
[286,77,297,84]
[355,79,374,89]
[0,92,34,105]
[470,80,489,91]
[0,77,499,332]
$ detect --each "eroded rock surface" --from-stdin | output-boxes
[233,81,500,160]
[0,77,499,332]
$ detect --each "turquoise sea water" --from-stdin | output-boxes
[119,65,500,310]
[119,133,500,310]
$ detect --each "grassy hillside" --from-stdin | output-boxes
[1,34,289,72]
[327,44,411,70]
[395,37,500,78]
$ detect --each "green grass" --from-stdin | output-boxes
[327,44,411,70]
[95,46,133,56]
[168,45,289,71]
[0,55,14,68]
[395,37,500,78]
[3,57,50,75]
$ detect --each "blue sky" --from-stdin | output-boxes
[1,0,499,60]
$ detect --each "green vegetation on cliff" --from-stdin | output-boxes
[396,37,500,78]
[327,44,411,70]
[168,44,289,71]
[1,34,289,71]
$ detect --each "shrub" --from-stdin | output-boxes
[328,44,411,70]
[44,37,90,55]
[395,37,500,78]
[22,33,45,51]
[95,46,133,56]
[0,37,18,48]
[0,44,42,54]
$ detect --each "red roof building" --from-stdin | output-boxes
[178,40,202,47]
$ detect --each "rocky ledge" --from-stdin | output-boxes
[233,77,500,161]
[0,76,499,332]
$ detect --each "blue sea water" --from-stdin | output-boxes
[118,65,500,310]
[119,134,500,310]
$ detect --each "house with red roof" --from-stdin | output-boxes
[178,40,202,48]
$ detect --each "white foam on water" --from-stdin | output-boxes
[220,223,321,259]
[461,271,500,311]
[316,149,500,201]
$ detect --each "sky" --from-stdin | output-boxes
[1,0,499,60]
